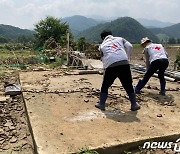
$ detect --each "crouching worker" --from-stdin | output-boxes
[95,30,140,111]
[135,37,169,95]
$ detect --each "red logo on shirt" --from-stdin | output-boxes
[112,44,118,49]
[155,46,161,50]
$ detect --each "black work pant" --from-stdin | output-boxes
[101,64,134,95]
[142,59,169,85]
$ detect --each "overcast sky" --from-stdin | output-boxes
[0,0,180,29]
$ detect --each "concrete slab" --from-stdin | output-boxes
[87,59,103,69]
[20,71,180,154]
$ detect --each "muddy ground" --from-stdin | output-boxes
[0,47,179,154]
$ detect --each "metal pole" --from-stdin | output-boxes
[67,31,69,65]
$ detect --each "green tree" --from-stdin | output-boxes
[17,35,35,43]
[177,38,180,44]
[0,35,9,43]
[34,16,70,48]
[77,37,86,51]
[168,37,176,44]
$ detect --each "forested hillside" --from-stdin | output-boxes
[137,18,174,28]
[1,16,179,44]
[77,17,159,43]
[0,24,34,41]
[62,15,102,37]
[149,23,180,38]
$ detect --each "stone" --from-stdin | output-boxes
[0,128,4,135]
[0,96,9,102]
[9,136,17,143]
[4,120,13,127]
[157,114,163,117]
[84,99,89,103]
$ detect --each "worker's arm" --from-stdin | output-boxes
[98,45,103,60]
[144,48,150,70]
[164,48,168,58]
[123,39,133,61]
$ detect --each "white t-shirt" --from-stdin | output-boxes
[144,43,168,64]
[99,35,132,68]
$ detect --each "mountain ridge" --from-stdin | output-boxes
[1,15,180,43]
[62,15,103,37]
[0,24,34,40]
[149,23,180,39]
[77,17,159,43]
[136,18,175,28]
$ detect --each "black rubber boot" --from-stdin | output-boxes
[128,93,141,111]
[95,92,108,111]
[135,80,145,94]
[159,81,166,96]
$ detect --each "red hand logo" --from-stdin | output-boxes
[112,44,118,49]
[155,46,161,50]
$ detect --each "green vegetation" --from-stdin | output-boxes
[75,37,86,51]
[0,43,37,70]
[1,16,180,70]
[77,17,159,43]
[0,35,9,43]
[0,24,34,43]
[34,16,73,48]
[0,70,5,78]
[0,42,69,69]
[1,16,180,46]
[62,15,102,37]
[149,23,180,43]
[156,33,169,43]
[160,23,180,39]
[132,44,141,49]
[0,43,35,58]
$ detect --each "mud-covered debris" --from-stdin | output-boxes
[5,84,22,96]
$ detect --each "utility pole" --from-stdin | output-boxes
[66,31,70,65]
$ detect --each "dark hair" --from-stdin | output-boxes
[101,30,112,40]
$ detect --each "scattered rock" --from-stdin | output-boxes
[84,99,89,103]
[9,136,17,143]
[154,87,159,90]
[0,96,9,102]
[0,128,4,135]
[33,67,47,71]
[147,85,151,89]
[4,120,13,127]
[157,114,163,117]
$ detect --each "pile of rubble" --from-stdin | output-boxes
[0,72,34,153]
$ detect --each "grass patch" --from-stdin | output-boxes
[47,61,61,68]
[0,50,37,58]
[0,71,5,78]
[133,44,141,49]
